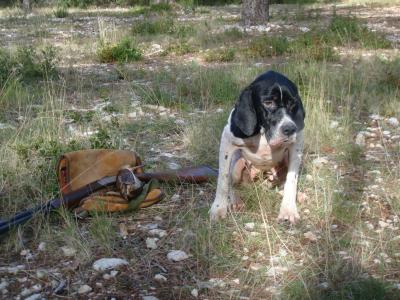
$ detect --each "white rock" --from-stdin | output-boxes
[305,174,313,182]
[170,194,180,201]
[0,265,25,274]
[61,246,76,257]
[244,222,255,231]
[191,288,199,297]
[93,258,129,271]
[379,221,389,228]
[25,293,42,300]
[370,114,382,120]
[167,250,189,262]
[355,132,366,146]
[78,285,92,294]
[0,281,9,290]
[142,296,159,300]
[167,162,181,170]
[387,117,399,127]
[38,242,46,251]
[20,288,34,297]
[312,157,329,167]
[154,274,167,282]
[146,238,159,250]
[142,223,158,230]
[250,263,263,271]
[148,229,167,238]
[209,278,226,288]
[266,266,288,277]
[318,282,329,289]
[304,231,317,242]
[330,121,339,128]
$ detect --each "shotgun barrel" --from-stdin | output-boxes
[0,165,217,236]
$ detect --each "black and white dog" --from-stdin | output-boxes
[210,71,305,224]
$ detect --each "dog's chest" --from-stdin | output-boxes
[239,134,287,169]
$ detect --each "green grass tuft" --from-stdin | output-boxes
[54,6,68,18]
[97,37,142,63]
[204,48,236,62]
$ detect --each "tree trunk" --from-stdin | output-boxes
[22,0,30,11]
[242,0,269,26]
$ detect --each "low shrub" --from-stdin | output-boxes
[97,37,142,63]
[54,6,69,18]
[132,17,174,35]
[247,35,289,58]
[0,45,58,86]
[204,48,235,62]
[326,15,391,49]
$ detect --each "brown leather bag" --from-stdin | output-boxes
[57,149,162,212]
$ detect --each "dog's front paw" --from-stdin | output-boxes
[278,203,300,224]
[210,201,228,221]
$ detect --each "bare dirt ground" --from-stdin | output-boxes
[0,2,399,300]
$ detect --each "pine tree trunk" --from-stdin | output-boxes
[242,0,269,26]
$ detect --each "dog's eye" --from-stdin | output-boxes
[263,100,275,108]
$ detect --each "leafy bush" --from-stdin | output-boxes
[0,46,58,87]
[165,41,194,56]
[97,37,142,63]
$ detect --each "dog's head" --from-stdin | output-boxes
[231,70,305,148]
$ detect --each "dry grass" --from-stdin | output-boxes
[0,1,399,299]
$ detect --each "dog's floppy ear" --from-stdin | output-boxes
[231,87,259,137]
[293,95,305,131]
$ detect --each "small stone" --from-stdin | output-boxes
[305,174,313,182]
[355,132,366,146]
[20,288,33,297]
[266,266,288,277]
[304,231,317,242]
[78,285,92,294]
[250,263,263,271]
[103,274,112,280]
[318,282,329,289]
[110,270,119,277]
[154,216,163,221]
[191,288,199,297]
[142,296,159,300]
[209,278,226,288]
[154,274,167,282]
[0,281,9,290]
[142,223,158,230]
[312,157,329,167]
[244,222,255,231]
[38,242,46,251]
[148,229,167,238]
[20,249,29,256]
[25,294,41,300]
[146,238,159,250]
[387,117,399,127]
[61,246,76,257]
[93,258,129,271]
[167,162,181,170]
[171,194,180,201]
[232,278,240,285]
[379,221,389,228]
[330,121,339,128]
[331,224,338,230]
[242,255,249,261]
[167,250,189,262]
[36,270,46,279]
[370,114,382,120]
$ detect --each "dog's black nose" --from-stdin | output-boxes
[281,123,297,136]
